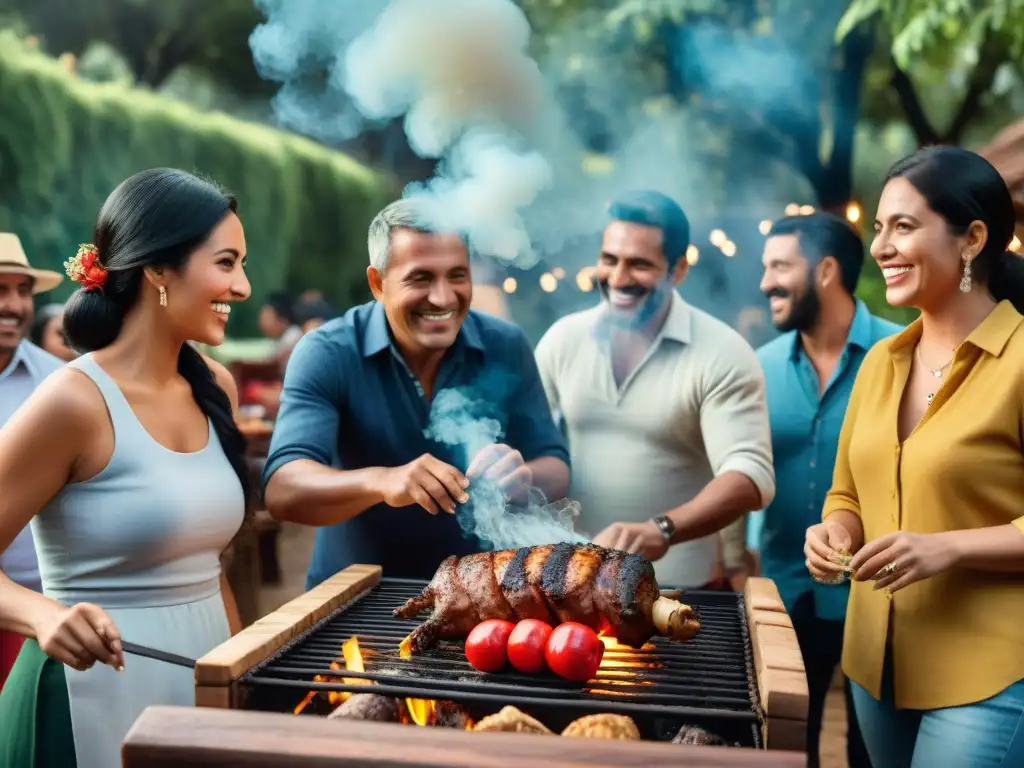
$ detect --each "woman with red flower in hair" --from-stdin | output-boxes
[0,168,252,767]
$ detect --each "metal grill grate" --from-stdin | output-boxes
[240,578,764,746]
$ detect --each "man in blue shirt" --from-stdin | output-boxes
[262,199,571,586]
[748,213,900,768]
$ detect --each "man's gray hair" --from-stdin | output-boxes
[367,198,432,274]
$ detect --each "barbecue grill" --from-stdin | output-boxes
[187,565,807,758]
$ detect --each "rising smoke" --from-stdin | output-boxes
[425,386,584,550]
[248,0,824,546]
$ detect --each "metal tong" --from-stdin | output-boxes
[121,641,197,669]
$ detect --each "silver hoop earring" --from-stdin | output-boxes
[959,257,972,293]
[159,285,168,307]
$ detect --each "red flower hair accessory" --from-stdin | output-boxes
[64,244,108,291]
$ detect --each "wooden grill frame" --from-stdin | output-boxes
[192,566,808,751]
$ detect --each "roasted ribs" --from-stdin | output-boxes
[394,543,699,652]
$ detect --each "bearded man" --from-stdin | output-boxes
[748,211,901,768]
[534,190,774,590]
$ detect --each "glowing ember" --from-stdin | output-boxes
[585,633,658,695]
[292,636,372,715]
[295,636,473,728]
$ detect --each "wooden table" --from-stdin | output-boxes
[123,706,807,768]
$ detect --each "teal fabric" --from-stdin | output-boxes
[0,640,77,768]
[748,300,903,621]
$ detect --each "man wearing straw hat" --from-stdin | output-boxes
[0,232,64,692]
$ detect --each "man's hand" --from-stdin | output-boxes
[592,521,669,561]
[467,444,533,502]
[376,454,469,515]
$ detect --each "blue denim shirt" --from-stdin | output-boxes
[262,301,570,587]
[747,301,902,621]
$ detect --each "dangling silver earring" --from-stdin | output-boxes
[959,256,972,293]
[159,285,168,307]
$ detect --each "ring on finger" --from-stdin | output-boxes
[882,561,898,575]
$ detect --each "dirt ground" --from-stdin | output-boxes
[259,522,852,768]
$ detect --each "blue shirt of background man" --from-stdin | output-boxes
[747,300,902,621]
[262,300,570,587]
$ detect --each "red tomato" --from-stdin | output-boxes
[507,619,553,673]
[464,619,515,672]
[545,622,605,682]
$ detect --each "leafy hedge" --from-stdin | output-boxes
[0,34,392,335]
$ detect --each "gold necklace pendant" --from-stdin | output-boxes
[916,345,951,378]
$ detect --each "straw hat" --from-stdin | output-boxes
[0,233,63,293]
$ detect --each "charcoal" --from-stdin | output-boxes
[671,725,729,746]
[327,693,402,722]
[433,700,472,729]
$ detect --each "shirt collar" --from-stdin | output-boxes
[0,340,31,382]
[787,299,874,361]
[887,299,1022,358]
[661,290,692,344]
[361,300,486,358]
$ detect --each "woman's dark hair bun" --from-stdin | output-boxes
[62,289,123,353]
[64,168,251,511]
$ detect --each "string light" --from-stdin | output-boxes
[686,245,700,266]
[552,266,566,280]
[502,277,517,294]
[758,220,772,236]
[539,272,558,293]
[846,202,862,224]
[709,229,726,247]
[799,204,815,215]
[576,269,594,292]
[784,203,800,216]
[720,241,737,257]
[1010,235,1021,253]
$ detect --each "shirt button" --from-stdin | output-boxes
[809,482,816,490]
[809,460,816,468]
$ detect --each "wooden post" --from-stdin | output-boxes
[194,564,383,707]
[743,578,809,751]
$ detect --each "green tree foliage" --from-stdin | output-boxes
[0,34,391,335]
[838,0,1024,146]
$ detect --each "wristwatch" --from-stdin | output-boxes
[651,515,676,544]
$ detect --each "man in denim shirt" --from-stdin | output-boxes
[262,200,570,586]
[748,213,901,768]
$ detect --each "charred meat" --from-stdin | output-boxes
[395,543,699,652]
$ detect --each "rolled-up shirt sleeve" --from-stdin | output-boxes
[699,339,776,508]
[261,332,343,488]
[505,331,570,465]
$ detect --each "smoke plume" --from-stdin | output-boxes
[249,0,833,545]
[424,386,585,550]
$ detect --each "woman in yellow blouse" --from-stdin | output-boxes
[804,146,1024,768]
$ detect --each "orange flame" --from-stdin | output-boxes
[587,632,657,695]
[293,635,472,728]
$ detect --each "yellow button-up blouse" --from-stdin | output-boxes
[822,300,1024,710]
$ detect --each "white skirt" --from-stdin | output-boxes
[62,592,230,768]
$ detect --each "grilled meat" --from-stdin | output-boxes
[394,543,699,652]
[562,714,640,740]
[472,706,552,734]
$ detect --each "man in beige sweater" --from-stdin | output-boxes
[534,191,774,589]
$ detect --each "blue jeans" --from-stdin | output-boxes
[850,652,1024,768]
